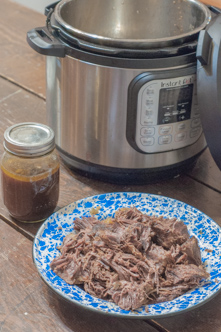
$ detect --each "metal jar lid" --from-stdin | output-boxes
[3,123,55,157]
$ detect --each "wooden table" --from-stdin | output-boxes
[1,1,221,331]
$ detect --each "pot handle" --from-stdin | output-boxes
[27,26,66,57]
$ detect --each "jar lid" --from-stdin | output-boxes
[3,122,55,157]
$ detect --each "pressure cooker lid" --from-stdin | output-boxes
[53,0,211,49]
[197,15,221,170]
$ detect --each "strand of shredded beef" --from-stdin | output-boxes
[50,207,210,311]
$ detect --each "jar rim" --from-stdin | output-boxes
[3,122,55,157]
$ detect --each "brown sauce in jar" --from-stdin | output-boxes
[1,164,59,222]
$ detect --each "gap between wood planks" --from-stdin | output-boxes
[0,213,34,241]
[144,319,170,332]
[187,174,221,194]
[0,74,46,101]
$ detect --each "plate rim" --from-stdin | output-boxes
[33,191,221,319]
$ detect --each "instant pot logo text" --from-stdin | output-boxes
[161,77,194,88]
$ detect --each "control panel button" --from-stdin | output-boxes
[191,118,201,128]
[175,132,187,142]
[146,99,153,105]
[159,135,172,145]
[159,126,172,135]
[190,127,201,138]
[145,109,153,116]
[141,127,155,136]
[146,88,154,95]
[192,106,200,116]
[142,118,154,126]
[177,123,186,131]
[141,137,155,146]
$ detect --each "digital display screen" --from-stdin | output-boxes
[158,84,193,125]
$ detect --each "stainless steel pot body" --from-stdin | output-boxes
[25,0,213,181]
[46,54,206,170]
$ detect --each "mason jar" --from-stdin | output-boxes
[1,122,60,223]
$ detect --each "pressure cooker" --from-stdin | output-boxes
[27,0,221,183]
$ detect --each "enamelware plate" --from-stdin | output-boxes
[33,192,221,318]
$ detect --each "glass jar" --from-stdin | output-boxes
[1,122,60,223]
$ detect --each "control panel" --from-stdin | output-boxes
[127,72,202,153]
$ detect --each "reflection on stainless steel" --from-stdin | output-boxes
[46,56,206,169]
[54,0,211,48]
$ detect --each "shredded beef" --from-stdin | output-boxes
[50,207,209,310]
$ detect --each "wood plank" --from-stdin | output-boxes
[0,219,158,332]
[0,0,46,97]
[187,148,221,193]
[155,290,221,332]
[200,0,221,9]
[0,76,46,130]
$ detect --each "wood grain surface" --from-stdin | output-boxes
[187,148,221,193]
[0,0,46,98]
[1,1,221,331]
[200,0,221,9]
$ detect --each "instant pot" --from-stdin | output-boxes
[27,0,221,183]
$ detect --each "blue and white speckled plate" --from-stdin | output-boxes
[33,192,221,318]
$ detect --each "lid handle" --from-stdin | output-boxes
[196,30,212,65]
[197,15,221,170]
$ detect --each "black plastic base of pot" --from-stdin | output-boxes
[57,146,204,185]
